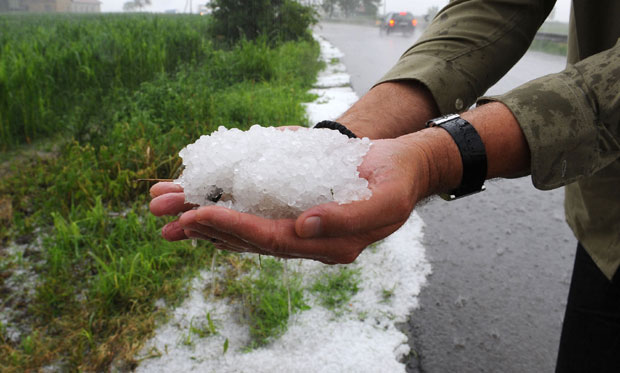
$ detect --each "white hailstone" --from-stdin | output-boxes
[174,125,372,219]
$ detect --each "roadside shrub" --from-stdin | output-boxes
[208,0,317,44]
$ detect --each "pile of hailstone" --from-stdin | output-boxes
[174,125,372,219]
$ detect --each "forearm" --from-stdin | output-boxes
[336,81,439,139]
[376,0,553,115]
[404,101,531,198]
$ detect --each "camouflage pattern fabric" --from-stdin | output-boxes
[377,0,620,279]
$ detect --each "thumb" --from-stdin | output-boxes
[294,181,414,238]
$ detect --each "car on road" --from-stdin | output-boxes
[379,11,417,36]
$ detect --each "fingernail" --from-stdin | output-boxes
[161,221,187,241]
[301,216,321,238]
[162,221,176,236]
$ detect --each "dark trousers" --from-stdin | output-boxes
[556,243,620,373]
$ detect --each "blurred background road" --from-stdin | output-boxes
[316,22,575,373]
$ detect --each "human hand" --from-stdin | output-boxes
[149,137,430,264]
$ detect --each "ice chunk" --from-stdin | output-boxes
[175,125,372,219]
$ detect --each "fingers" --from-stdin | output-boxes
[181,212,263,252]
[161,220,189,241]
[150,192,196,216]
[182,215,300,259]
[168,204,403,263]
[163,220,249,254]
[294,180,413,238]
[163,217,281,255]
[182,230,244,253]
[187,206,370,263]
[150,182,183,198]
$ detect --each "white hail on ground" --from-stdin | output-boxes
[135,34,431,373]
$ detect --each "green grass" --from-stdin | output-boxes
[538,20,569,35]
[0,13,215,149]
[3,200,215,371]
[0,12,322,371]
[181,312,220,348]
[529,21,568,56]
[223,258,309,348]
[311,267,361,312]
[529,39,568,56]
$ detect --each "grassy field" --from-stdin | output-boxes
[538,20,569,35]
[0,12,322,371]
[529,21,569,56]
[0,14,213,148]
[529,38,568,56]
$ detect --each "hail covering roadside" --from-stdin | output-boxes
[135,34,431,372]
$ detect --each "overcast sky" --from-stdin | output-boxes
[101,0,572,23]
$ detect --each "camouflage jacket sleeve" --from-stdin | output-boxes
[481,40,620,189]
[377,0,620,190]
[376,0,556,113]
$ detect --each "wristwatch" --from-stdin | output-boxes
[425,114,487,201]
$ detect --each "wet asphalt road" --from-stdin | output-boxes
[316,22,576,373]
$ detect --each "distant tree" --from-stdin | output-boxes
[208,0,317,43]
[337,0,359,17]
[425,5,439,21]
[321,0,337,18]
[123,1,136,11]
[122,0,151,11]
[360,0,379,16]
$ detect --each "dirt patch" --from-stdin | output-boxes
[0,196,13,222]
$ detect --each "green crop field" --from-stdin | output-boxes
[0,11,321,371]
[0,13,214,148]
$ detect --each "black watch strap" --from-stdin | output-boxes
[426,114,487,200]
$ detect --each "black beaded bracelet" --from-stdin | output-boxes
[314,120,358,139]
